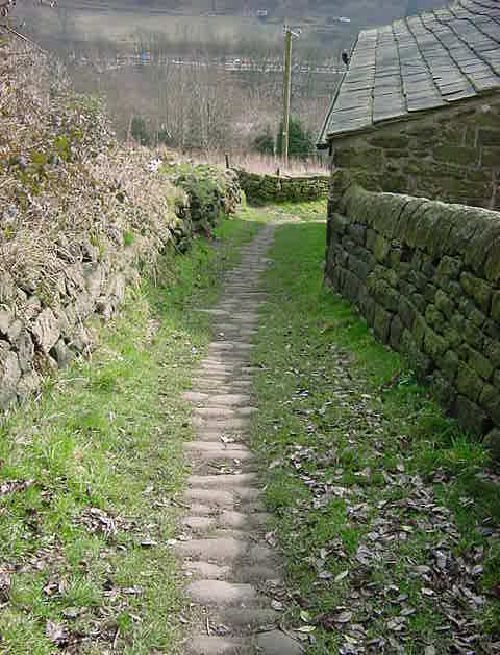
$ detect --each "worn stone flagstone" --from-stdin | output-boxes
[176,226,303,655]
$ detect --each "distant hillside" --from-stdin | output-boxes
[21,0,447,26]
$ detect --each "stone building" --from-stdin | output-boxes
[317,0,500,210]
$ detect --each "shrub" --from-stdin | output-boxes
[276,116,314,159]
[172,166,241,236]
[130,116,151,145]
[253,128,275,156]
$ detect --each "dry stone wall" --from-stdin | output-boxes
[326,171,500,455]
[329,94,500,211]
[0,168,241,410]
[235,169,329,205]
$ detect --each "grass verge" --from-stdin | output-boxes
[252,221,499,654]
[0,215,259,654]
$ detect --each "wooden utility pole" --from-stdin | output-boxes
[281,23,293,167]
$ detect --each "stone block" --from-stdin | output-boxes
[330,212,349,236]
[484,318,500,341]
[439,349,459,382]
[373,306,392,342]
[463,319,483,351]
[434,289,454,316]
[399,296,417,329]
[483,338,500,368]
[412,313,427,348]
[411,292,426,313]
[408,269,427,291]
[423,284,437,304]
[400,329,431,376]
[468,348,494,381]
[484,236,500,283]
[349,223,367,246]
[17,371,41,402]
[434,144,478,165]
[458,297,485,328]
[456,361,481,402]
[335,146,383,169]
[31,308,60,355]
[481,146,500,168]
[390,315,404,350]
[451,395,489,436]
[374,234,390,263]
[16,330,35,374]
[343,270,361,302]
[483,429,500,462]
[479,384,500,424]
[423,327,448,359]
[369,134,409,149]
[492,291,500,322]
[435,256,461,288]
[477,128,500,146]
[425,304,446,333]
[0,311,12,337]
[350,255,371,281]
[430,372,456,407]
[366,228,377,251]
[0,348,21,409]
[50,339,74,368]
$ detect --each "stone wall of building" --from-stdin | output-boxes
[328,93,500,211]
[235,169,329,205]
[325,171,500,455]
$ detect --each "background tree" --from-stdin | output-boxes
[276,116,313,159]
[253,127,274,156]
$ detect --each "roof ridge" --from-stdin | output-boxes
[318,0,500,142]
[316,34,359,145]
[422,10,480,94]
[402,14,443,98]
[391,20,408,114]
[454,0,500,32]
[433,6,500,84]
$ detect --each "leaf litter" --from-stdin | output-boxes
[255,326,500,654]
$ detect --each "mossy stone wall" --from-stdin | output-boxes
[235,169,329,205]
[0,167,241,409]
[329,94,500,210]
[326,171,500,455]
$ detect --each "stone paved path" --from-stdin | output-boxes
[177,226,303,655]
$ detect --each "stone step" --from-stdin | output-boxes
[183,487,260,507]
[207,342,253,352]
[184,560,278,584]
[256,630,303,654]
[187,579,258,606]
[187,393,253,407]
[200,362,245,373]
[193,407,256,420]
[186,636,245,655]
[183,441,252,461]
[218,608,279,633]
[175,537,273,566]
[183,509,269,531]
[188,473,257,490]
[193,428,248,443]
[183,561,231,580]
[193,418,250,431]
[191,380,252,390]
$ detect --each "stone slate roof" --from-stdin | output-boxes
[318,0,500,144]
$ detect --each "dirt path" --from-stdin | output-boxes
[176,225,302,655]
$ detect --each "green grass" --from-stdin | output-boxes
[0,215,259,654]
[254,199,327,223]
[252,221,500,653]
